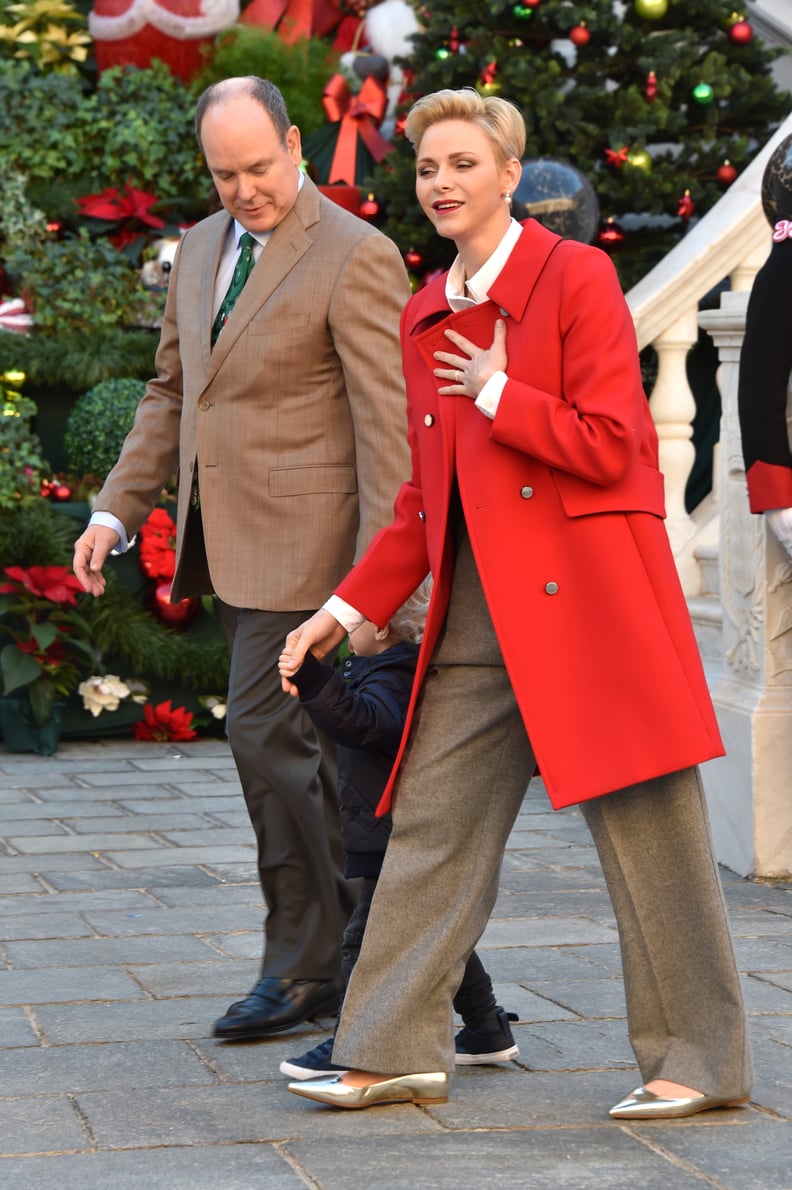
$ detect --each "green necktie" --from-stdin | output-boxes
[211,231,256,346]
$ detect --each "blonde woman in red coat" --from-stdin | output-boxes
[278,88,752,1119]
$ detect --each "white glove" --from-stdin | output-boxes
[765,508,792,558]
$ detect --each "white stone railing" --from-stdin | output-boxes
[626,111,792,596]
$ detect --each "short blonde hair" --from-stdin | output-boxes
[389,576,433,644]
[404,88,525,167]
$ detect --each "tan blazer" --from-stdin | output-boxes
[94,177,411,608]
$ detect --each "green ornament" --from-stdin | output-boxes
[634,0,668,17]
[512,3,534,16]
[691,82,715,105]
[435,47,451,60]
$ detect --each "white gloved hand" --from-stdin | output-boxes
[765,508,792,558]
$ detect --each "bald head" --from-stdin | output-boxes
[195,77,292,149]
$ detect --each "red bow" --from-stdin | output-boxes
[322,73,393,186]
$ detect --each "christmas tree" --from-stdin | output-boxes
[366,0,790,289]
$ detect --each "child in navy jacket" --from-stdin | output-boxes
[279,579,519,1078]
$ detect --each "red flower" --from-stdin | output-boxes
[134,699,197,742]
[138,508,177,580]
[76,184,166,229]
[1,565,83,606]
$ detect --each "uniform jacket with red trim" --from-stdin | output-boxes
[335,219,724,811]
[737,237,792,512]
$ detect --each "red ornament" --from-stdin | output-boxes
[716,160,738,187]
[152,581,199,627]
[449,26,459,52]
[645,70,658,101]
[523,0,542,6]
[52,483,73,502]
[596,217,625,251]
[39,480,56,498]
[605,146,629,169]
[728,18,752,45]
[677,190,695,221]
[404,248,423,270]
[569,22,590,47]
[359,192,380,220]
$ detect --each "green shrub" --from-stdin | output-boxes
[0,374,50,509]
[79,63,208,213]
[0,60,89,182]
[4,229,160,334]
[64,377,146,479]
[195,26,337,140]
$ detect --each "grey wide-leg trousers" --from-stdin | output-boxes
[332,535,751,1099]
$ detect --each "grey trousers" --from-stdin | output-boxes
[220,603,355,980]
[333,536,752,1098]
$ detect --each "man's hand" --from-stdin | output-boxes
[279,610,346,696]
[72,525,121,596]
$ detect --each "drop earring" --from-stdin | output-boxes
[504,190,512,204]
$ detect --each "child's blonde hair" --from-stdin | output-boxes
[388,576,433,644]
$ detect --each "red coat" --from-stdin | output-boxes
[336,220,724,811]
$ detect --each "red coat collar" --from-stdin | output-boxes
[406,218,562,333]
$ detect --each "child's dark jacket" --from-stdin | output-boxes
[292,642,419,878]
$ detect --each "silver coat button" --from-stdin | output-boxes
[520,486,534,499]
[424,413,434,427]
[545,582,559,595]
[499,307,509,317]
[419,511,426,521]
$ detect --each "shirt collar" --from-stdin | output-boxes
[445,219,523,311]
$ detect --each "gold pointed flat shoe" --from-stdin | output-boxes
[609,1085,750,1120]
[287,1071,450,1109]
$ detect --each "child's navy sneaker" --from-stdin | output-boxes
[279,1036,348,1080]
[455,1006,519,1065]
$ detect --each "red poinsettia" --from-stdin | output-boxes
[76,183,166,250]
[138,508,177,580]
[134,699,197,742]
[0,565,83,605]
[0,565,96,726]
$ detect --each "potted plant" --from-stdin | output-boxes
[0,563,98,753]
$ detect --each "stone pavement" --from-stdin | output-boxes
[0,738,790,1190]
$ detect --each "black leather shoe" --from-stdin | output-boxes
[213,977,343,1041]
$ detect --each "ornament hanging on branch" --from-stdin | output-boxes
[634,0,667,19]
[605,145,629,169]
[692,82,715,105]
[359,192,380,219]
[569,22,590,47]
[404,247,423,270]
[716,160,738,187]
[728,14,753,44]
[477,62,501,96]
[512,4,535,18]
[677,190,695,221]
[625,147,652,172]
[596,217,625,251]
[645,70,658,101]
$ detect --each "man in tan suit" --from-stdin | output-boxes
[73,77,411,1039]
